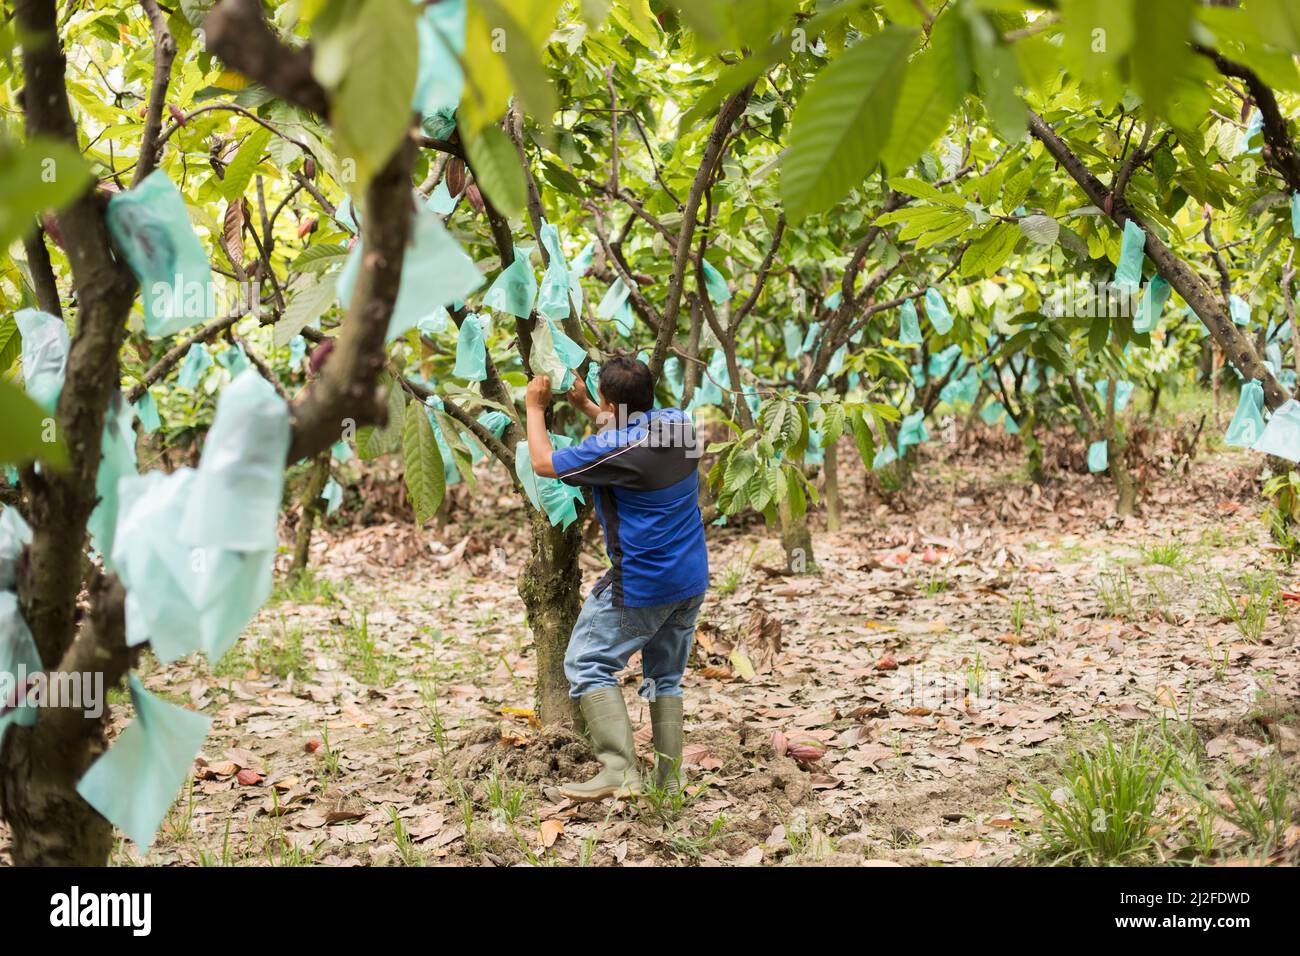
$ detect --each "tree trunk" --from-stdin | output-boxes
[290,452,331,579]
[1104,377,1136,517]
[518,512,584,726]
[823,439,842,533]
[778,494,815,573]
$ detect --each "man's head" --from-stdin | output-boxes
[597,355,654,415]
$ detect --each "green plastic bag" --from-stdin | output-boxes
[134,390,161,434]
[105,170,214,336]
[1134,276,1171,334]
[322,477,343,516]
[1096,379,1134,412]
[980,400,1006,425]
[417,306,450,337]
[216,343,249,378]
[16,308,68,411]
[928,344,962,379]
[178,370,289,553]
[454,312,489,381]
[1004,415,1020,435]
[177,342,212,390]
[289,334,308,367]
[941,370,979,405]
[663,356,685,405]
[1229,294,1250,327]
[826,345,847,378]
[514,438,584,528]
[332,439,354,463]
[1087,439,1108,473]
[1254,398,1300,461]
[910,363,926,388]
[0,591,41,747]
[899,300,922,344]
[87,395,138,571]
[1292,191,1300,239]
[76,672,212,853]
[569,241,594,315]
[801,322,821,352]
[529,319,575,393]
[483,245,537,319]
[898,411,928,452]
[550,320,588,369]
[335,196,358,234]
[586,362,601,403]
[701,260,731,305]
[113,467,276,661]
[336,205,484,342]
[427,180,458,215]
[537,220,572,321]
[824,290,842,310]
[597,277,631,321]
[924,289,952,335]
[872,443,898,469]
[0,506,32,592]
[782,320,802,358]
[413,0,465,123]
[1113,219,1146,292]
[1224,380,1266,448]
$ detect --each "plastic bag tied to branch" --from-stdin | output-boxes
[15,308,68,412]
[1225,379,1266,448]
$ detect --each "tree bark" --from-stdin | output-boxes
[290,452,332,578]
[823,438,842,533]
[518,513,584,726]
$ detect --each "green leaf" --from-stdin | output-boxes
[780,26,918,223]
[291,243,351,274]
[881,45,965,174]
[849,407,876,469]
[0,379,66,470]
[969,16,1024,142]
[357,376,406,460]
[315,0,419,192]
[0,315,20,373]
[1019,215,1060,245]
[402,399,445,524]
[960,221,1021,277]
[220,126,271,201]
[274,272,338,347]
[463,123,527,218]
[1132,0,1195,117]
[477,0,560,129]
[0,135,92,250]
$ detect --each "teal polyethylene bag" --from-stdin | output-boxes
[569,241,594,315]
[332,439,353,463]
[514,438,584,528]
[1225,380,1266,448]
[586,362,601,403]
[423,398,462,487]
[1134,276,1171,334]
[941,370,980,406]
[980,401,1006,425]
[0,592,42,746]
[16,308,68,411]
[134,391,161,434]
[801,322,821,353]
[289,334,308,367]
[924,288,953,335]
[663,356,685,405]
[537,220,572,321]
[1113,219,1146,292]
[427,180,458,215]
[1087,439,1108,473]
[826,345,846,377]
[87,395,138,571]
[549,320,588,369]
[898,411,928,452]
[1266,344,1284,377]
[872,443,898,469]
[782,320,802,358]
[322,477,343,515]
[911,363,926,387]
[824,290,842,310]
[529,319,575,393]
[418,306,450,337]
[217,343,248,378]
[483,245,538,319]
[1254,398,1300,461]
[900,299,922,344]
[113,467,276,661]
[178,370,289,553]
[454,312,489,381]
[0,506,32,592]
[701,260,731,305]
[413,0,466,122]
[336,205,484,342]
[76,673,212,853]
[177,341,212,390]
[597,277,631,321]
[1004,414,1020,435]
[106,171,213,337]
[1229,294,1251,327]
[335,196,358,233]
[928,344,962,379]
[1096,379,1134,412]
[1292,192,1300,239]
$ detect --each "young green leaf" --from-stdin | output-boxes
[403,399,445,524]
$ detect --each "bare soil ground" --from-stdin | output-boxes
[8,411,1299,867]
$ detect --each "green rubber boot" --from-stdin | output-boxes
[559,688,642,802]
[650,695,685,794]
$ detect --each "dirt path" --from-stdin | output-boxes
[44,436,1300,867]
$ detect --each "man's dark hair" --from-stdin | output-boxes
[597,355,654,413]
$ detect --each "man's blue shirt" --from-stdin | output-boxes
[551,408,708,607]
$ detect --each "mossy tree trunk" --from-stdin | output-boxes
[823,438,842,533]
[519,512,584,726]
[290,451,332,579]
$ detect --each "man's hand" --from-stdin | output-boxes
[525,375,552,409]
[566,376,601,422]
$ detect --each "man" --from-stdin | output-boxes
[525,355,708,801]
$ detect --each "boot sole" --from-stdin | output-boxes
[559,785,642,803]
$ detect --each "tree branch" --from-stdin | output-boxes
[204,0,329,117]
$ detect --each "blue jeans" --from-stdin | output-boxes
[564,585,705,699]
